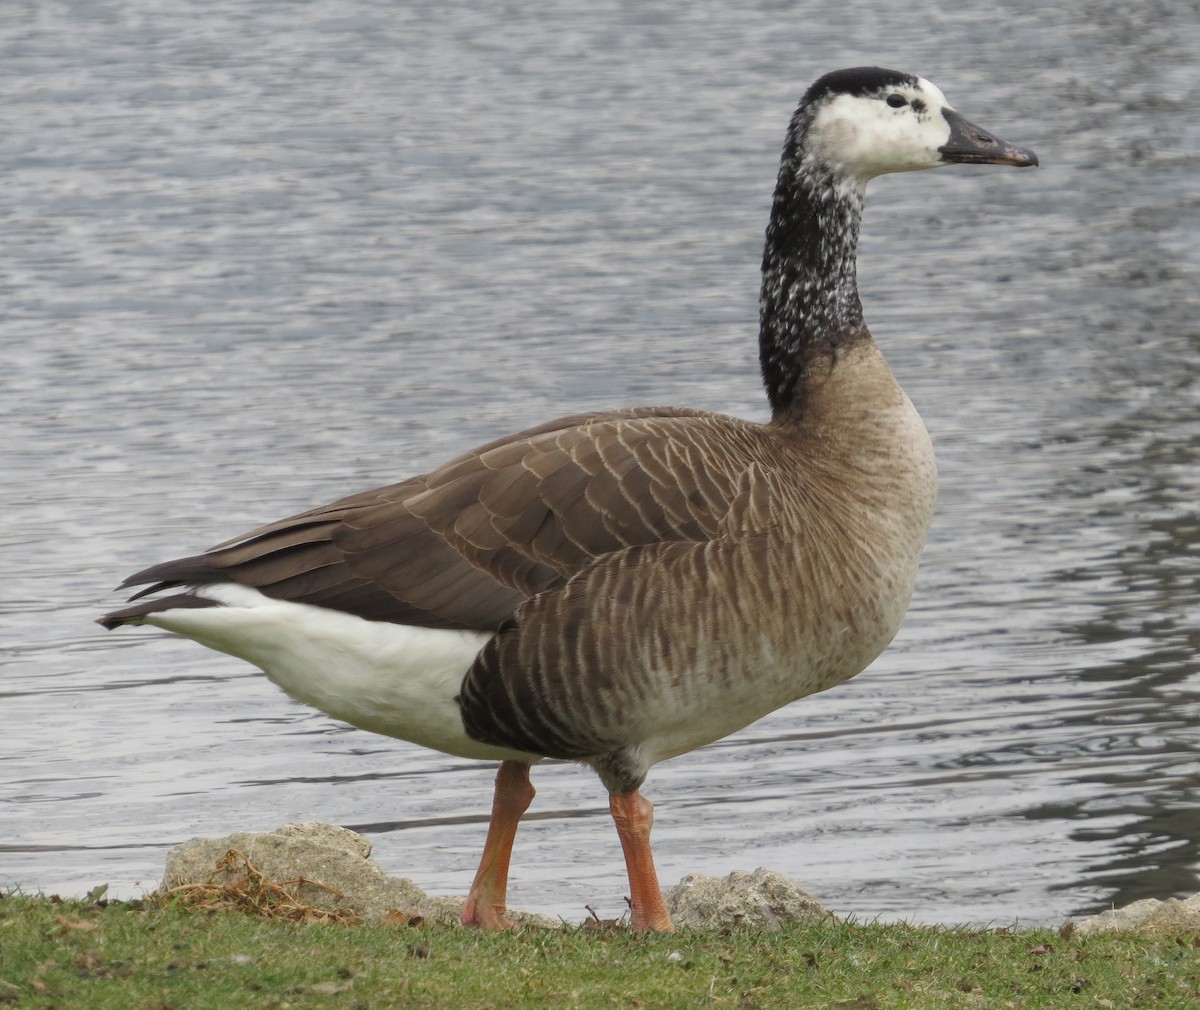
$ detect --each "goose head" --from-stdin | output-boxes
[761,67,1037,416]
[795,67,1038,183]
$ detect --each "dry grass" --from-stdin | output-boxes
[155,847,362,925]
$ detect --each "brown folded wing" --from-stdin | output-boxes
[117,406,767,631]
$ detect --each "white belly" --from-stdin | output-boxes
[142,583,539,763]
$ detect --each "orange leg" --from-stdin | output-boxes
[461,760,535,930]
[609,790,675,933]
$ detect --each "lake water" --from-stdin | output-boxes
[2,0,1197,927]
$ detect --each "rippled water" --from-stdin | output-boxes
[3,0,1198,926]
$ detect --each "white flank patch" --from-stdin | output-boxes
[142,583,539,762]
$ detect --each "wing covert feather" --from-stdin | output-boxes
[125,406,779,631]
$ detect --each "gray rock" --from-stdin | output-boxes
[1073,892,1200,935]
[664,867,834,931]
[161,821,556,928]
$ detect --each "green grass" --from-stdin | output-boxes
[1,891,1197,1009]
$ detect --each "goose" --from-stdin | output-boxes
[100,67,1036,934]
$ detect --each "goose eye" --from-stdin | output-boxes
[886,94,908,109]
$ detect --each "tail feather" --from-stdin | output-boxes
[117,554,225,601]
[98,593,222,630]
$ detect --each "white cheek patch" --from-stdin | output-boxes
[809,113,859,164]
[808,90,953,179]
[919,110,953,154]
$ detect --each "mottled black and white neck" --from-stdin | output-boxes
[759,125,869,415]
[758,67,1035,416]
